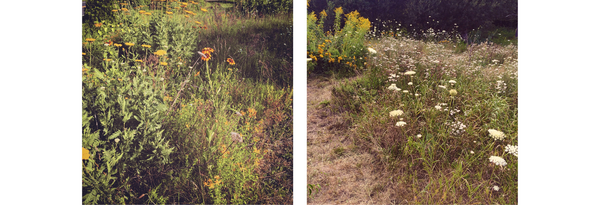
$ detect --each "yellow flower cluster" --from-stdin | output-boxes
[203,176,222,189]
[114,43,122,47]
[142,44,151,48]
[160,62,168,66]
[154,50,167,56]
[320,10,327,17]
[247,108,257,118]
[125,42,134,46]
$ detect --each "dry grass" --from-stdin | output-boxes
[307,74,400,204]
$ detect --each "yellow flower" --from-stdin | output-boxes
[135,59,143,62]
[112,9,118,12]
[142,44,151,48]
[154,50,167,56]
[85,38,96,42]
[145,12,151,16]
[195,71,200,77]
[94,23,102,27]
[166,11,173,15]
[160,62,168,66]
[82,52,86,55]
[125,42,134,46]
[104,58,111,61]
[139,10,146,14]
[227,58,235,65]
[320,10,327,17]
[185,15,189,18]
[121,8,128,11]
[195,21,201,25]
[82,147,90,160]
[201,8,208,12]
[253,147,260,154]
[114,43,122,47]
[215,175,220,180]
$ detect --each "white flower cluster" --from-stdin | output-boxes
[447,120,467,135]
[368,47,377,54]
[389,110,404,117]
[505,144,518,157]
[448,108,461,116]
[489,156,507,166]
[488,129,506,140]
[396,121,407,127]
[387,84,401,91]
[496,80,507,94]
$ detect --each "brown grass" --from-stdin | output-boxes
[307,74,400,204]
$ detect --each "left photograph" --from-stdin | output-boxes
[81,0,293,204]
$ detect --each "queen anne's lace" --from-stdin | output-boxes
[489,156,507,166]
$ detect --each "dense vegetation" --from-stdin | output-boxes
[82,1,292,204]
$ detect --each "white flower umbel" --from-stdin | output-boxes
[449,80,456,85]
[434,105,442,110]
[389,110,404,117]
[402,90,409,93]
[488,129,506,141]
[387,84,401,91]
[438,85,446,89]
[396,121,407,127]
[408,82,413,86]
[489,156,507,167]
[307,58,312,62]
[493,186,500,191]
[404,71,416,75]
[417,134,422,138]
[505,144,518,157]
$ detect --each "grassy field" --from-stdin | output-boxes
[307,8,518,204]
[322,37,518,204]
[82,1,292,204]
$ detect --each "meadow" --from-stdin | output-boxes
[307,7,517,204]
[82,1,292,204]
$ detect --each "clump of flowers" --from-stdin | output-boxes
[404,71,416,75]
[142,44,151,48]
[489,156,507,166]
[389,110,403,117]
[200,47,214,61]
[124,42,134,46]
[447,120,467,135]
[505,144,518,157]
[488,129,506,140]
[368,47,377,54]
[496,80,507,93]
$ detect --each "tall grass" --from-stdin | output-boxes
[82,1,292,204]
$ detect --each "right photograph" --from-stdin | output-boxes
[306,0,518,204]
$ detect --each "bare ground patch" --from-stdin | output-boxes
[307,74,400,204]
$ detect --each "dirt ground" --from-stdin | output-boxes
[307,75,403,204]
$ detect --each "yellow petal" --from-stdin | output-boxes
[82,147,90,160]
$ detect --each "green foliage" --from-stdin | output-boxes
[237,0,293,14]
[83,0,119,37]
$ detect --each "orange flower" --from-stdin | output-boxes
[226,58,235,65]
[200,47,214,61]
